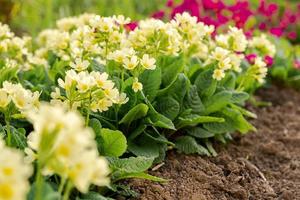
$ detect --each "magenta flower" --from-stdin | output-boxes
[246,54,257,64]
[152,10,165,19]
[264,55,274,67]
[287,32,297,40]
[125,22,138,31]
[270,27,284,37]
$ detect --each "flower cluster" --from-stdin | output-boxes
[0,139,32,200]
[248,34,276,57]
[0,81,40,112]
[155,0,300,41]
[51,70,128,112]
[26,104,110,193]
[248,57,268,84]
[170,12,214,58]
[0,23,47,71]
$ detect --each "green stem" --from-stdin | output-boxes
[62,181,73,200]
[5,119,11,146]
[35,163,43,200]
[58,177,66,195]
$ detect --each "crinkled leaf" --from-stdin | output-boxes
[27,182,60,200]
[139,66,161,102]
[113,172,166,182]
[148,110,176,130]
[79,192,114,200]
[159,56,184,87]
[89,118,102,136]
[119,103,148,125]
[186,127,215,138]
[98,129,127,157]
[176,114,224,129]
[194,68,217,97]
[108,156,154,173]
[158,73,189,105]
[175,136,210,156]
[155,96,180,120]
[230,91,249,104]
[183,85,205,114]
[203,91,232,114]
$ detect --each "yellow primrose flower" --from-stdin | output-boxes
[132,78,143,93]
[0,89,10,108]
[213,69,225,81]
[218,57,232,70]
[26,104,110,193]
[70,58,90,71]
[0,139,32,200]
[141,54,156,70]
[211,47,230,61]
[123,56,139,70]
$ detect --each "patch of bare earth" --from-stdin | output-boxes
[128,85,300,200]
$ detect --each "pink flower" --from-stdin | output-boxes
[125,22,138,31]
[294,60,300,69]
[152,10,165,19]
[259,22,267,30]
[287,32,297,40]
[171,0,200,19]
[167,0,174,7]
[270,27,283,37]
[202,0,225,11]
[264,56,274,67]
[246,54,257,64]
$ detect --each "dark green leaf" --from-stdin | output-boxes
[119,103,148,125]
[194,68,217,97]
[139,66,161,102]
[98,129,127,157]
[175,136,210,155]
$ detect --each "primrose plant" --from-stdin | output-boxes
[0,12,276,199]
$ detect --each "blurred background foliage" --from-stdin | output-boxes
[0,0,167,36]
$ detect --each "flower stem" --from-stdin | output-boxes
[35,163,43,200]
[58,177,66,195]
[5,119,11,146]
[62,181,73,200]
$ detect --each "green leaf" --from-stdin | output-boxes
[186,127,215,138]
[155,96,180,120]
[148,110,176,130]
[128,124,147,141]
[220,72,236,89]
[98,129,127,157]
[128,135,160,158]
[79,192,114,200]
[0,67,18,86]
[175,136,210,156]
[89,118,102,136]
[194,68,217,97]
[158,73,189,105]
[176,114,224,129]
[183,85,205,114]
[203,91,232,114]
[204,108,256,134]
[27,182,60,200]
[119,103,148,125]
[10,127,27,149]
[113,172,166,182]
[139,66,161,102]
[160,56,184,87]
[108,156,154,173]
[205,141,217,157]
[230,91,249,104]
[222,108,256,134]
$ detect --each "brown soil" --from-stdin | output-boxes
[129,85,300,200]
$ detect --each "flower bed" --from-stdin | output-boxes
[0,9,298,200]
